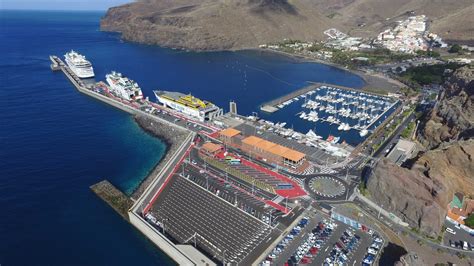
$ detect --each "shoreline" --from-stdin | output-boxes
[129,114,189,200]
[249,48,405,92]
[102,26,404,92]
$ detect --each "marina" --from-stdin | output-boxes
[260,83,398,145]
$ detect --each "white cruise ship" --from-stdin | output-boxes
[64,50,95,78]
[106,71,143,101]
[154,90,223,121]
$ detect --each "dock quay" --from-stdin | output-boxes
[365,99,399,129]
[50,55,219,265]
[49,55,194,132]
[260,84,318,113]
[90,180,133,221]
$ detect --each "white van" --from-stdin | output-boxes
[446,227,456,235]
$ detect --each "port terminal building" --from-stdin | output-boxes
[218,128,308,172]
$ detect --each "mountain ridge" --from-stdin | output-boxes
[100,0,474,51]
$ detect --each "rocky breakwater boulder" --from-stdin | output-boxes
[418,66,474,149]
[131,114,189,199]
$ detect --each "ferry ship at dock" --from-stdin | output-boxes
[106,71,143,101]
[64,50,94,78]
[154,90,223,121]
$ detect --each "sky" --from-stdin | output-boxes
[1,0,133,11]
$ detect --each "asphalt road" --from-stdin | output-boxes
[373,113,415,158]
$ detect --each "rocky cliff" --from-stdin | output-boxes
[418,66,474,149]
[368,140,474,237]
[367,67,474,237]
[100,0,474,51]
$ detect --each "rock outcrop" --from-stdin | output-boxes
[368,140,474,237]
[367,67,474,237]
[418,66,474,149]
[100,0,474,51]
[395,252,426,266]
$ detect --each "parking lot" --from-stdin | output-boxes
[443,220,474,251]
[261,212,384,266]
[182,160,284,225]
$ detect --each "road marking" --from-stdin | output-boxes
[353,260,357,265]
[325,246,329,252]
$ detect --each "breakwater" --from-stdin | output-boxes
[90,180,133,221]
[131,115,189,200]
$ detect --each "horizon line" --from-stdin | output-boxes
[0,8,108,12]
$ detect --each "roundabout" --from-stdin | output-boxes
[305,174,348,200]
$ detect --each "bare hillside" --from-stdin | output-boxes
[101,0,474,50]
[319,0,474,44]
[101,0,338,51]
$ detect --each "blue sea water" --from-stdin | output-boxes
[0,10,365,265]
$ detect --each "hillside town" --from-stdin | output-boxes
[260,15,472,69]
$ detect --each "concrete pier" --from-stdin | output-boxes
[50,55,203,265]
[260,84,318,113]
[90,180,133,221]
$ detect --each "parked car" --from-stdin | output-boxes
[445,227,456,235]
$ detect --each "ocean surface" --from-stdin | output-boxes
[1,10,364,265]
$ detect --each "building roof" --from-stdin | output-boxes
[201,142,223,153]
[254,139,277,151]
[450,193,464,209]
[387,139,416,165]
[243,136,306,162]
[447,210,465,224]
[219,128,241,138]
[242,135,263,146]
[396,139,416,152]
[283,149,306,162]
[268,145,290,157]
